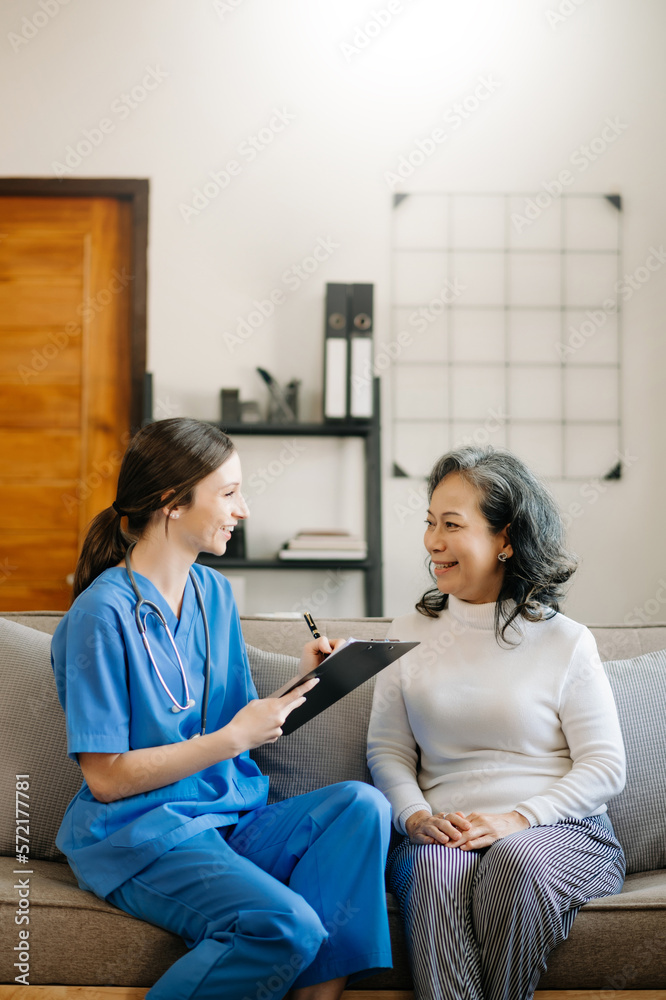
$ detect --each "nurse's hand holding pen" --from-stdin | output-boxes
[299,612,345,675]
[226,621,344,750]
[229,621,344,750]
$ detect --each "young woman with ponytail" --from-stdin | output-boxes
[52,418,392,1000]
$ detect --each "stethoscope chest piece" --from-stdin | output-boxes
[171,698,196,713]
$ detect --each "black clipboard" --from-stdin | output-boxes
[271,638,420,735]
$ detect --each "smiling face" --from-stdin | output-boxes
[424,471,512,605]
[168,450,248,558]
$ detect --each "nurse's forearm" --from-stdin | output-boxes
[79,726,245,803]
[80,681,317,802]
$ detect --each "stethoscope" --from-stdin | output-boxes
[124,542,211,738]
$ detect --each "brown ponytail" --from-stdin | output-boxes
[72,418,235,598]
[73,506,134,598]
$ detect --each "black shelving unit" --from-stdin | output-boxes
[198,378,383,616]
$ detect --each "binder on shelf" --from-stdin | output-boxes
[323,282,375,421]
[349,283,373,419]
[324,283,349,420]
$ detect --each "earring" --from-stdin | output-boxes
[498,552,508,562]
[170,511,179,520]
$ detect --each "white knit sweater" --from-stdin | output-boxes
[366,595,625,833]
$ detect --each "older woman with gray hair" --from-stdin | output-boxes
[367,446,625,1000]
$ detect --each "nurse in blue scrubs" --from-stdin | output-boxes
[51,417,392,1000]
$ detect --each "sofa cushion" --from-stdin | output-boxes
[1,856,663,989]
[537,867,666,989]
[241,616,392,658]
[603,648,666,875]
[0,855,412,989]
[0,618,81,863]
[247,644,374,803]
[590,623,666,661]
[0,611,63,636]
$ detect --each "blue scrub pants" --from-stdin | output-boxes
[106,781,393,1000]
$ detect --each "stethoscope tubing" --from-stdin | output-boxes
[124,542,211,737]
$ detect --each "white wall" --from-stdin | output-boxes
[2,0,665,621]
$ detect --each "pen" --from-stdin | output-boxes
[303,612,321,640]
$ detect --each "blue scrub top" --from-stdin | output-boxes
[51,564,269,899]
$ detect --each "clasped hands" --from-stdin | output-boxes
[405,808,530,850]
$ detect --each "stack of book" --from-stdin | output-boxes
[278,530,367,561]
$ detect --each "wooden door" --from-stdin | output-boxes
[0,196,133,610]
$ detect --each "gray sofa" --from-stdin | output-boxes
[1,610,665,997]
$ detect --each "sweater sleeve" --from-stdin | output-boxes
[367,656,433,833]
[515,627,626,826]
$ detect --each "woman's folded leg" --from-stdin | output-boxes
[472,815,626,1000]
[228,780,393,988]
[106,826,327,1000]
[387,837,485,1000]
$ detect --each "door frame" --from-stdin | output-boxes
[0,177,148,429]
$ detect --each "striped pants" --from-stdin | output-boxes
[387,815,625,1000]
